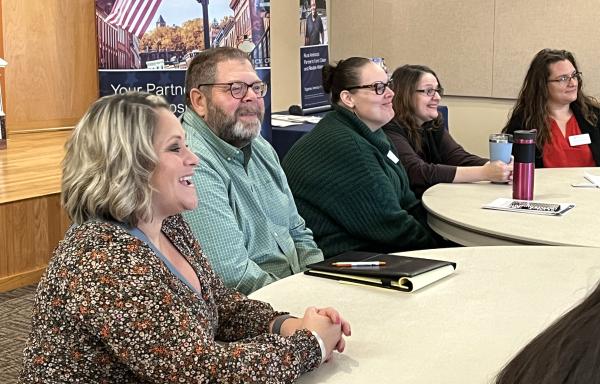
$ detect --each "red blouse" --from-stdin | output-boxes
[542,115,595,167]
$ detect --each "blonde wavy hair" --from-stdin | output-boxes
[62,92,170,226]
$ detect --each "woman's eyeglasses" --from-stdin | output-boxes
[415,87,444,97]
[547,72,582,86]
[345,81,392,95]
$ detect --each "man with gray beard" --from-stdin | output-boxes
[182,47,323,295]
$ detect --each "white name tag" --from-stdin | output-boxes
[568,133,591,147]
[386,150,399,163]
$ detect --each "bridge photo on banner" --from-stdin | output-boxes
[95,0,272,140]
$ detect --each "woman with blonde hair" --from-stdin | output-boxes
[20,92,350,383]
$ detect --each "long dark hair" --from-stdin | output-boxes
[389,64,444,152]
[502,49,599,148]
[495,280,600,383]
[322,57,371,104]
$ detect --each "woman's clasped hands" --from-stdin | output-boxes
[279,306,351,362]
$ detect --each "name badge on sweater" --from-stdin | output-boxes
[568,133,591,147]
[387,150,399,163]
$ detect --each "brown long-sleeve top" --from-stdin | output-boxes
[383,120,488,198]
[20,215,321,383]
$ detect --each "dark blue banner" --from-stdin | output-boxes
[99,68,272,141]
[99,69,187,115]
[300,45,329,110]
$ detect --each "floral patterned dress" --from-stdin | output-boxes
[20,215,321,383]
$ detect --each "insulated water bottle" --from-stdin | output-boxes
[512,130,536,200]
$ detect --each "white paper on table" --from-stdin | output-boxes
[584,172,600,187]
[303,116,322,123]
[571,172,600,188]
[482,198,575,216]
[271,114,305,122]
[271,119,301,127]
[271,114,322,124]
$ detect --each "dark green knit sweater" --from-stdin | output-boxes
[282,106,438,258]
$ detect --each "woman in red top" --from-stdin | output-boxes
[503,49,600,168]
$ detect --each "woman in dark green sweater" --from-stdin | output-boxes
[282,57,439,258]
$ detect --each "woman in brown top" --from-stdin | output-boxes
[383,64,511,198]
[20,92,350,383]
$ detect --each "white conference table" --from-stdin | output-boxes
[422,167,600,246]
[250,246,600,384]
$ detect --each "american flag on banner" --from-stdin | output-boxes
[105,0,163,38]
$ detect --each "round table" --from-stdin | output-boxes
[421,167,600,246]
[250,246,600,384]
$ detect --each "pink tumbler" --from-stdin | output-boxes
[512,130,536,200]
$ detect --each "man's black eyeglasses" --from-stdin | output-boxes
[345,81,392,95]
[196,81,268,99]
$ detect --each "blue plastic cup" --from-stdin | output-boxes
[489,133,512,163]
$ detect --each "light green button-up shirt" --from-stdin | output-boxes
[182,108,323,294]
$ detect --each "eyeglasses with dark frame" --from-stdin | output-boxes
[547,72,582,86]
[345,81,392,95]
[196,81,268,99]
[415,87,444,97]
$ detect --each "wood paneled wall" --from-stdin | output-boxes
[0,130,71,292]
[0,130,71,291]
[0,2,5,110]
[2,0,99,133]
[0,0,97,290]
[0,194,70,291]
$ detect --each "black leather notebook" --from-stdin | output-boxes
[305,251,456,292]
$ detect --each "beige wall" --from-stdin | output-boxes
[329,0,600,99]
[271,0,514,157]
[270,0,301,112]
[443,97,515,157]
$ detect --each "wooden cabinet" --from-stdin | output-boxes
[2,0,98,133]
[0,0,98,291]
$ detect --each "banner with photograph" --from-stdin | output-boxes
[300,45,329,110]
[95,0,272,140]
[299,0,329,111]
